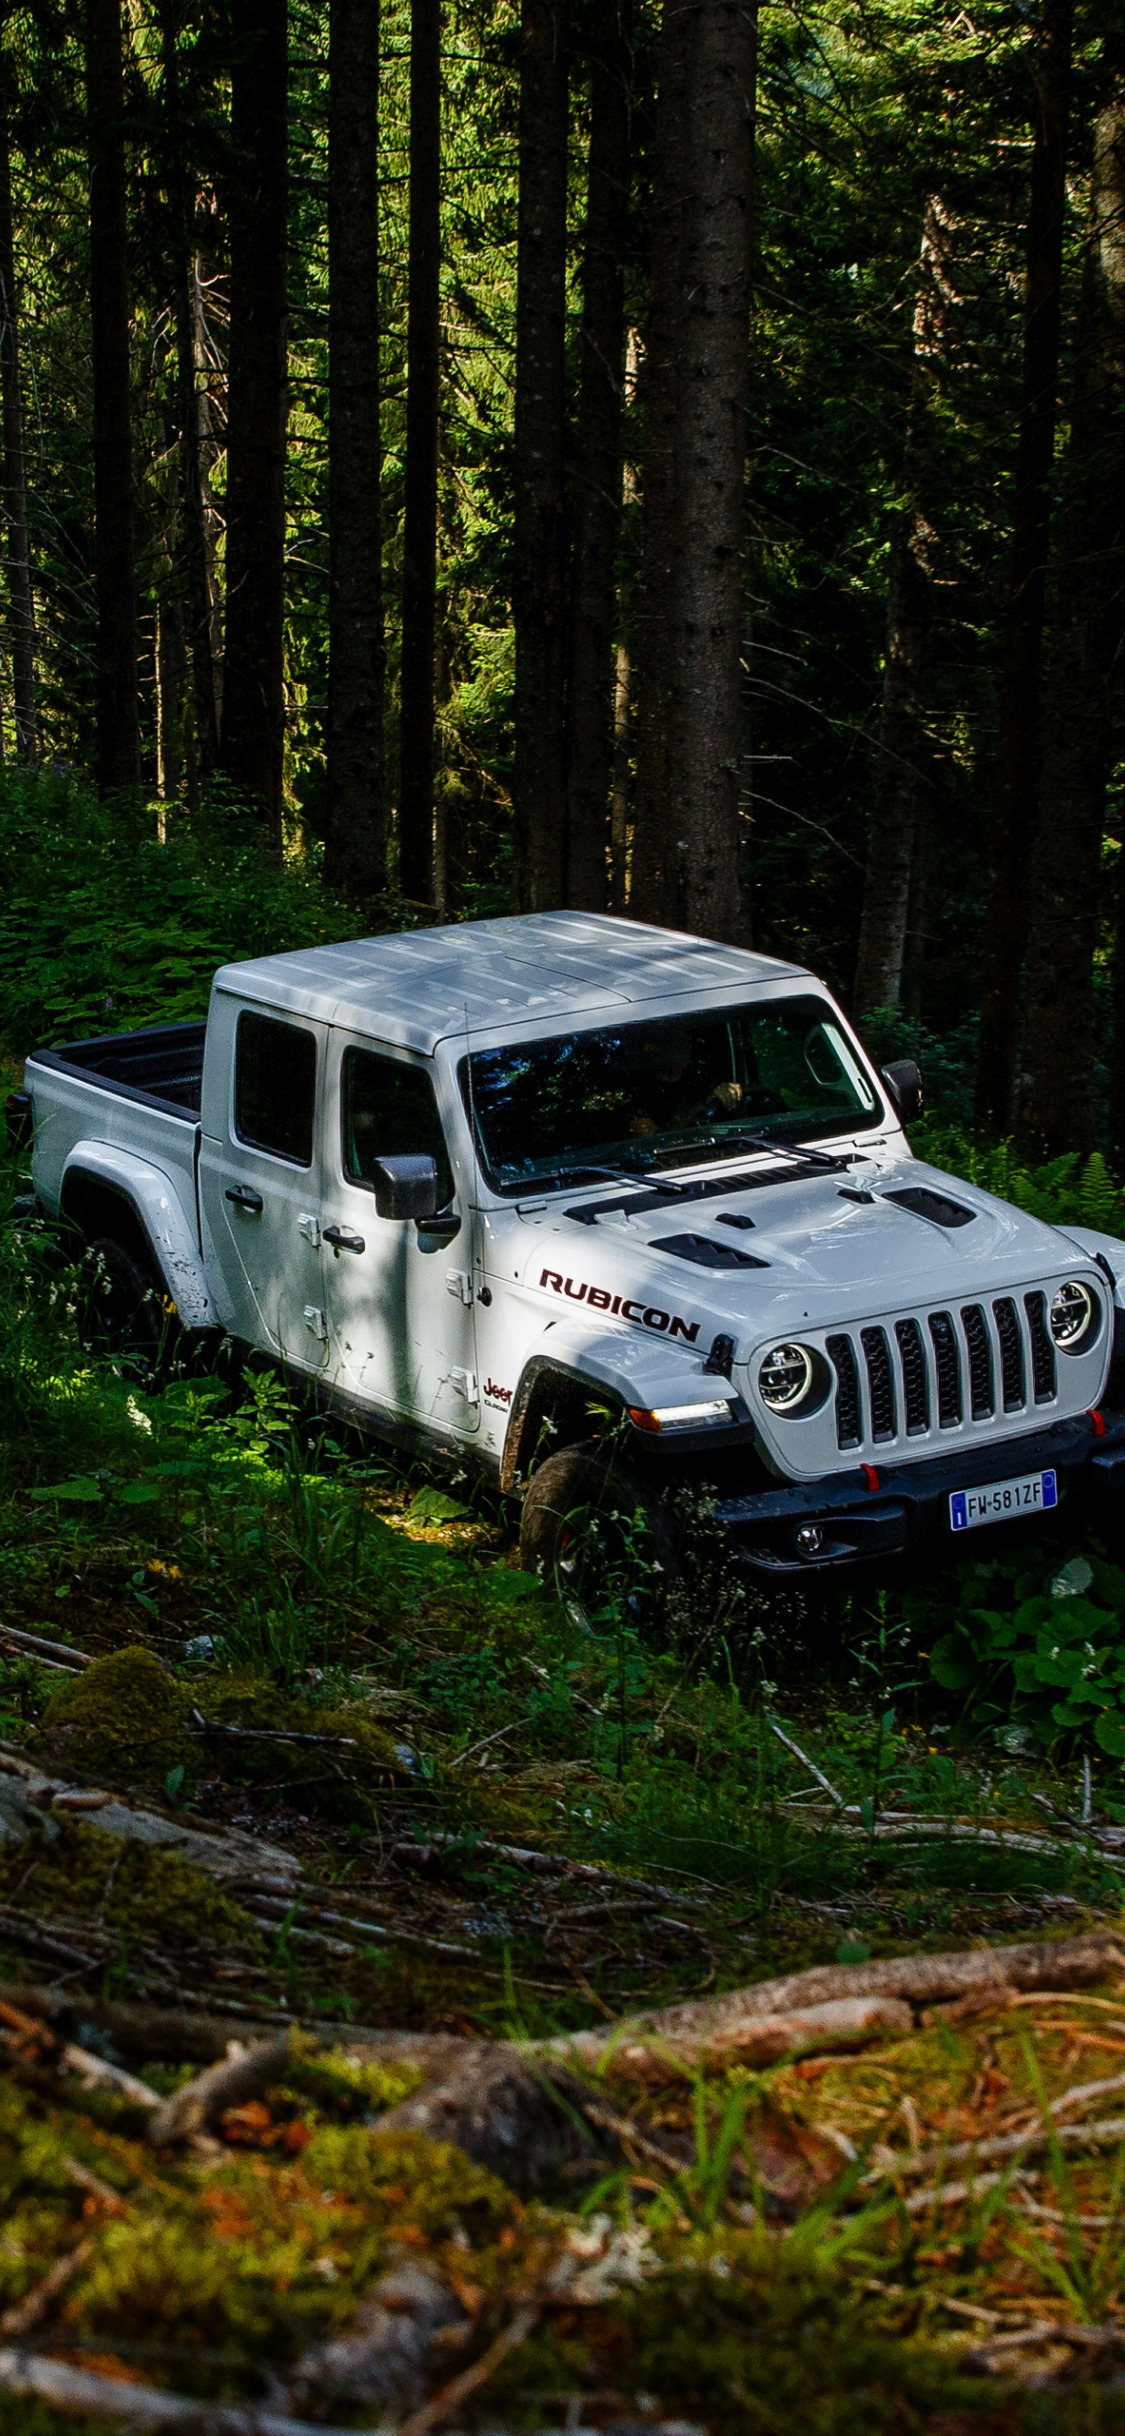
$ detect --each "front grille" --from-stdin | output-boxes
[827,1333,861,1449]
[821,1288,1064,1459]
[1026,1290,1056,1403]
[861,1326,897,1441]
[929,1311,962,1425]
[895,1318,929,1434]
[994,1296,1025,1411]
[962,1303,994,1418]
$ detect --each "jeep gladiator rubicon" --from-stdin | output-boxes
[9,912,1125,1578]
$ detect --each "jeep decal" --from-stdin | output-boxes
[538,1268,700,1344]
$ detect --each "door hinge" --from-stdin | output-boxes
[303,1305,328,1341]
[298,1213,321,1247]
[450,1367,479,1404]
[446,1269,473,1306]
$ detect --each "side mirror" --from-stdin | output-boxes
[880,1059,923,1128]
[371,1153,439,1222]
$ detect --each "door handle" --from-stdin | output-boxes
[225,1186,263,1214]
[323,1224,366,1255]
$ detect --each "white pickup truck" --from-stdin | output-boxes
[9,912,1125,1578]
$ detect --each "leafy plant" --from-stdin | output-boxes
[912,1543,1125,1757]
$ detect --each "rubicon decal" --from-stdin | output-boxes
[538,1268,700,1344]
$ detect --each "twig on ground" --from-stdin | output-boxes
[396,2302,542,2436]
[0,2243,92,2338]
[0,1625,93,1668]
[147,2031,294,2145]
[188,1707,358,1750]
[0,2350,369,2432]
[767,1715,845,1807]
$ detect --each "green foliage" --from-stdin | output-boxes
[913,1123,1125,1240]
[912,1543,1125,1756]
[0,773,343,1056]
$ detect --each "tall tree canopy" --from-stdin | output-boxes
[0,0,1121,1160]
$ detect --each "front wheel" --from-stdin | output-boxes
[518,1437,680,1599]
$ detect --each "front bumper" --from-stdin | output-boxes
[709,1408,1125,1577]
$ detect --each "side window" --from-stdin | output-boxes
[343,1048,454,1206]
[235,1011,317,1166]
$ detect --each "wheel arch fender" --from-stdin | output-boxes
[60,1143,217,1331]
[499,1316,727,1492]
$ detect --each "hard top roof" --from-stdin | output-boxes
[213,911,805,1053]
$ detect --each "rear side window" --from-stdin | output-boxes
[235,1011,317,1166]
[342,1048,453,1205]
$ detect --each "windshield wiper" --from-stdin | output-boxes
[721,1131,849,1174]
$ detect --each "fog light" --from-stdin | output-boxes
[796,1524,824,1557]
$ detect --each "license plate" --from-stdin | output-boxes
[949,1469,1058,1533]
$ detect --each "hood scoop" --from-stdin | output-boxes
[882,1186,975,1230]
[651,1232,769,1271]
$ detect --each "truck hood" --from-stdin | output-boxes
[505,1155,1087,1344]
[491,1152,1115,1480]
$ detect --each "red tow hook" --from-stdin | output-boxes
[861,1463,881,1491]
[1088,1408,1107,1438]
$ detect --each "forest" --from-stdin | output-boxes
[0,0,1119,1152]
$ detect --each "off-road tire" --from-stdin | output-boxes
[78,1234,175,1371]
[518,1438,680,1592]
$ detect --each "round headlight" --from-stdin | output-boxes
[1049,1280,1097,1352]
[759,1341,816,1412]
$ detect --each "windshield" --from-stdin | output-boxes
[459,996,883,1197]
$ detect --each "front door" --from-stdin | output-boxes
[198,1005,331,1373]
[319,1032,479,1438]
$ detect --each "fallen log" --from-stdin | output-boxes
[554,1931,1125,2067]
[597,1994,914,2083]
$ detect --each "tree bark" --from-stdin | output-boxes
[326,0,386,897]
[399,0,441,907]
[85,0,139,793]
[564,0,632,911]
[159,0,220,780]
[1025,84,1125,1156]
[853,199,957,1016]
[0,95,35,766]
[512,0,569,911]
[221,0,288,850]
[973,0,1073,1131]
[630,0,756,942]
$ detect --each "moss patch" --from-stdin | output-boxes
[0,1816,259,1953]
[36,1646,192,1785]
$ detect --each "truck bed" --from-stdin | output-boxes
[30,1021,206,1119]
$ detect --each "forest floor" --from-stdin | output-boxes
[5,1198,1125,2433]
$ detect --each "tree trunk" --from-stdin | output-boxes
[86,0,139,793]
[399,0,441,907]
[564,0,632,910]
[221,0,288,850]
[973,0,1073,1131]
[0,96,35,766]
[175,258,221,779]
[853,198,957,1016]
[159,0,220,780]
[1024,85,1125,1155]
[512,0,569,911]
[326,0,386,897]
[631,0,756,942]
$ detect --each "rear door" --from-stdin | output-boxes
[318,1031,479,1436]
[198,1005,331,1371]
